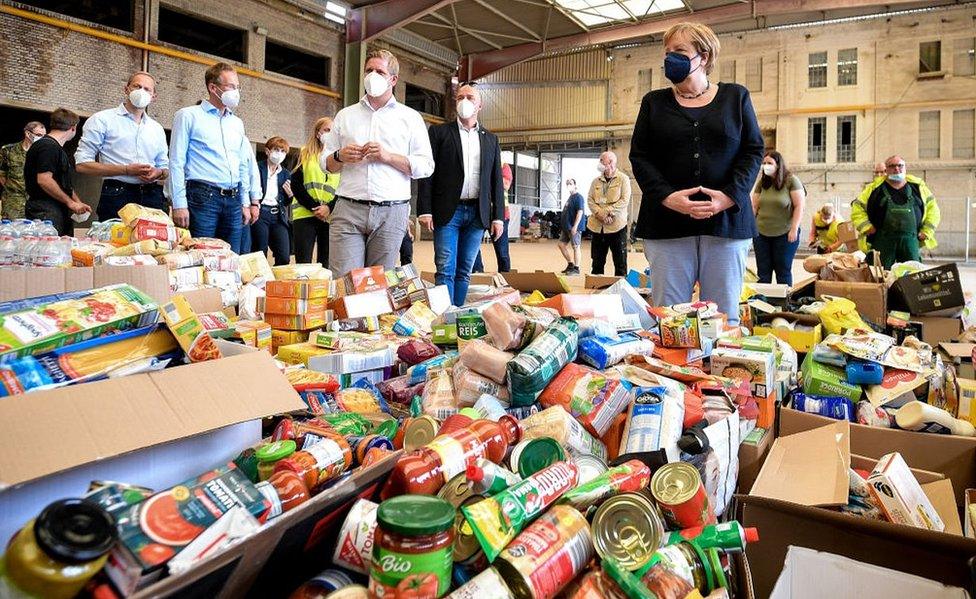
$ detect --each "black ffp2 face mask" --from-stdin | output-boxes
[664,52,701,84]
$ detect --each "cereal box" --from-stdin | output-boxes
[0,284,159,362]
[277,341,331,366]
[232,320,272,351]
[264,312,328,331]
[260,296,329,315]
[709,347,776,398]
[265,279,331,300]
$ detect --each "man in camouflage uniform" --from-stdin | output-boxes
[0,121,46,220]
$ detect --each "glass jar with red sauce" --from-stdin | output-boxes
[368,495,455,599]
[255,470,310,519]
[274,432,352,492]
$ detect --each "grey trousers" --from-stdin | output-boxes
[643,235,751,325]
[328,199,410,278]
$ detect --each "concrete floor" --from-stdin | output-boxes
[409,238,976,293]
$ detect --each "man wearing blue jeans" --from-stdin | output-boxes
[418,83,504,306]
[167,63,260,252]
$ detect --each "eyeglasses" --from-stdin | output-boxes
[885,163,906,169]
[457,81,479,88]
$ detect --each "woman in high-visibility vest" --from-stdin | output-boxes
[290,117,341,268]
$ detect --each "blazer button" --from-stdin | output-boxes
[694,170,701,176]
[693,122,699,127]
[694,153,700,158]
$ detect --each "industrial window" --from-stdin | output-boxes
[266,40,330,86]
[953,38,976,77]
[837,48,858,86]
[18,0,133,31]
[808,52,828,88]
[836,115,856,162]
[918,111,941,159]
[744,57,762,92]
[954,109,976,159]
[808,117,826,163]
[158,7,245,63]
[720,60,736,83]
[919,41,942,74]
[404,83,444,117]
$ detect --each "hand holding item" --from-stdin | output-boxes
[313,204,331,222]
[68,200,91,216]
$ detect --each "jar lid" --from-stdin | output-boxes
[256,440,297,462]
[34,498,118,564]
[378,495,454,535]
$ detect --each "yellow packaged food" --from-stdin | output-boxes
[159,294,223,362]
[157,251,204,270]
[71,242,115,266]
[276,342,331,366]
[119,202,173,227]
[232,320,272,351]
[238,251,275,283]
[271,264,331,281]
[272,329,309,353]
[109,239,174,257]
[168,267,206,292]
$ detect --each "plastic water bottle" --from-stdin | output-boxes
[0,220,14,238]
[17,236,38,265]
[0,235,16,266]
[39,220,58,237]
[11,219,29,238]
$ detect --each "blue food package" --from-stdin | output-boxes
[578,332,655,369]
[406,350,459,385]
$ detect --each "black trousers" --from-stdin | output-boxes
[400,232,413,265]
[293,217,329,269]
[591,228,628,276]
[251,206,291,266]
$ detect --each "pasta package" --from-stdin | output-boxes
[421,367,458,420]
[507,318,579,406]
[538,363,631,438]
[108,238,174,257]
[482,301,527,351]
[578,332,655,369]
[336,378,391,414]
[119,202,173,227]
[453,363,511,407]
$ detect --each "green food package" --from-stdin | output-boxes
[506,318,579,406]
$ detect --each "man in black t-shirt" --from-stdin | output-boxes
[24,108,91,235]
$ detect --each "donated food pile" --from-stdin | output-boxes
[1,238,974,599]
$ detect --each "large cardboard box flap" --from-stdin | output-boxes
[770,546,969,599]
[740,493,976,598]
[503,270,571,295]
[750,420,850,506]
[0,265,171,304]
[815,280,887,327]
[0,351,304,489]
[779,407,976,506]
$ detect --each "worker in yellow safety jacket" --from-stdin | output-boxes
[808,203,845,254]
[850,155,940,268]
[290,117,341,269]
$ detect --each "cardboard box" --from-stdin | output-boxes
[815,280,887,327]
[231,320,272,351]
[913,315,962,346]
[800,352,862,403]
[965,488,976,538]
[868,452,945,531]
[264,312,328,331]
[737,426,773,493]
[271,328,308,353]
[584,275,620,289]
[307,347,396,375]
[941,342,976,379]
[779,406,976,506]
[836,220,858,244]
[769,546,968,599]
[333,290,394,320]
[752,312,823,353]
[259,296,329,315]
[742,414,975,598]
[0,264,181,307]
[955,378,976,426]
[889,263,965,315]
[711,347,776,398]
[503,270,571,295]
[161,294,223,362]
[0,351,304,544]
[265,279,330,300]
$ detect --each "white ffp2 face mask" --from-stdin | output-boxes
[762,164,776,176]
[268,151,286,165]
[220,88,241,109]
[457,98,476,120]
[364,72,390,98]
[128,88,152,109]
[318,131,329,144]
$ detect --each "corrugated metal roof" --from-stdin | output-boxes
[478,83,608,131]
[480,48,610,83]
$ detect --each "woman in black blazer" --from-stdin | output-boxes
[251,136,294,266]
[630,22,764,325]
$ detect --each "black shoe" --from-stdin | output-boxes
[561,263,574,273]
[566,266,580,275]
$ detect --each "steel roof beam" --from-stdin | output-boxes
[347,0,460,43]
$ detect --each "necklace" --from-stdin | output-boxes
[676,80,710,100]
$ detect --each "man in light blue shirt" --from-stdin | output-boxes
[167,63,261,252]
[76,71,169,221]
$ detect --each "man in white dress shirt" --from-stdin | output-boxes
[75,71,169,221]
[417,83,504,306]
[320,49,435,277]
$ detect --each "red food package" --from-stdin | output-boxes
[397,339,442,366]
[682,389,706,429]
[376,374,425,405]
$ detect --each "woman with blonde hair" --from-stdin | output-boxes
[630,22,764,323]
[290,117,340,268]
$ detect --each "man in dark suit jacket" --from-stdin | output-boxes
[249,136,294,266]
[418,84,504,306]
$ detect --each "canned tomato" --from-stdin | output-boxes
[563,570,627,599]
[509,437,566,478]
[332,498,379,575]
[494,505,594,599]
[650,462,715,529]
[403,415,440,452]
[448,567,514,599]
[590,491,663,571]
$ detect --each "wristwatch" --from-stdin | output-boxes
[333,150,343,163]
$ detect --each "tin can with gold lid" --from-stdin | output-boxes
[402,415,439,452]
[590,491,663,572]
[650,462,715,529]
[438,472,485,562]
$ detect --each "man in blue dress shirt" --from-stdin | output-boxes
[167,63,261,252]
[76,71,169,221]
